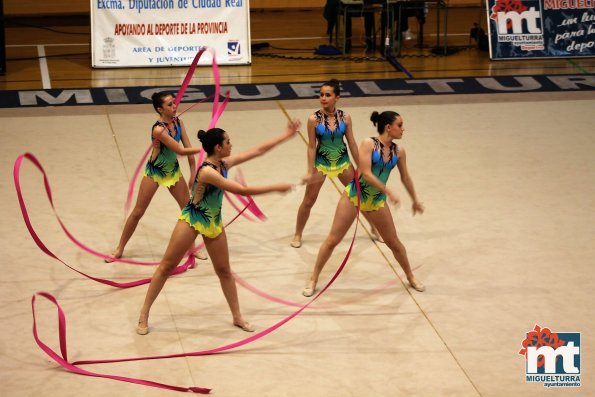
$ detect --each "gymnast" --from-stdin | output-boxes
[106,91,208,262]
[302,110,425,297]
[137,118,301,334]
[290,78,381,248]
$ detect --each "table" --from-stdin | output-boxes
[337,0,396,54]
[337,0,449,56]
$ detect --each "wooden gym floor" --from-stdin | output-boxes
[0,7,594,397]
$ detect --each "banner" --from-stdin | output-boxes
[91,0,251,67]
[486,0,595,59]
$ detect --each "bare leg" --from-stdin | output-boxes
[364,206,425,292]
[204,229,253,332]
[303,194,358,296]
[291,170,326,248]
[169,178,207,261]
[137,220,198,334]
[107,176,159,262]
[337,168,383,243]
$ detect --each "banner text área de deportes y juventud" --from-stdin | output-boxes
[486,0,594,59]
[91,0,250,67]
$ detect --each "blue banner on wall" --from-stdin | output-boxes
[486,0,595,59]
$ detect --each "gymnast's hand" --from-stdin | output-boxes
[300,172,315,185]
[412,201,425,215]
[387,189,401,207]
[285,118,302,137]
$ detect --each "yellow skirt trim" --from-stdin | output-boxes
[315,162,351,178]
[178,212,223,239]
[144,168,183,188]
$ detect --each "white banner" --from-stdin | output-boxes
[91,0,251,67]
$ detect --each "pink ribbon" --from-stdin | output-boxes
[24,46,365,393]
[13,152,267,285]
[32,292,210,394]
[29,170,363,393]
[174,49,259,223]
[233,169,267,220]
[31,197,361,393]
[13,152,196,286]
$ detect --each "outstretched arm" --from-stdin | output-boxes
[396,147,424,215]
[224,119,301,169]
[153,124,201,156]
[200,167,293,195]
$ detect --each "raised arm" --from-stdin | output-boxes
[224,119,301,169]
[343,113,360,168]
[200,167,292,195]
[153,123,201,156]
[395,147,424,214]
[358,138,400,205]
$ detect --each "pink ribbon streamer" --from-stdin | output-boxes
[173,47,265,223]
[233,169,267,221]
[13,153,266,285]
[31,198,360,393]
[29,172,363,393]
[32,292,210,394]
[24,46,365,393]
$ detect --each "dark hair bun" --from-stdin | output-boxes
[370,111,380,125]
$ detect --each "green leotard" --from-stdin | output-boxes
[346,137,399,211]
[314,109,352,178]
[178,160,227,238]
[143,119,183,187]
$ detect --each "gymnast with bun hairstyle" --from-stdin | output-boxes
[302,110,425,297]
[137,118,301,335]
[106,91,208,262]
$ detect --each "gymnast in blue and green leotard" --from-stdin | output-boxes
[313,108,351,178]
[107,91,205,263]
[178,160,227,238]
[143,119,183,187]
[291,79,382,248]
[302,110,426,298]
[137,119,301,336]
[345,136,399,211]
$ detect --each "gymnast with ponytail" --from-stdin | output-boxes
[302,110,425,297]
[136,118,301,335]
